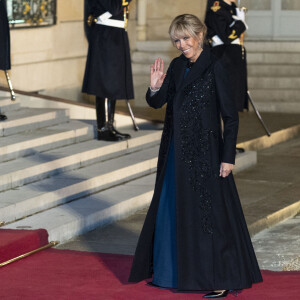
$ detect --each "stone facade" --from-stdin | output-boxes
[146,0,207,40]
[0,0,206,92]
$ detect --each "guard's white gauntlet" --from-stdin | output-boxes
[232,8,249,30]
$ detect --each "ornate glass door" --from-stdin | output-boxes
[240,0,300,40]
[6,0,56,28]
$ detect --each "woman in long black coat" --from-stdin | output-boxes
[128,14,262,298]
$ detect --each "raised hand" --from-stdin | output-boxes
[150,57,166,91]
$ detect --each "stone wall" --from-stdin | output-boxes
[146,0,207,40]
[0,0,87,92]
[0,0,206,93]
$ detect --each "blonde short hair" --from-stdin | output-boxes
[169,14,207,46]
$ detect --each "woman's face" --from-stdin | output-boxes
[174,34,202,62]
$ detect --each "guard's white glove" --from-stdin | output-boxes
[99,11,112,22]
[235,8,246,21]
[232,15,249,30]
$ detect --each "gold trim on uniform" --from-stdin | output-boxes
[124,7,128,30]
[229,30,238,39]
[211,1,221,12]
[122,0,129,6]
[87,14,97,27]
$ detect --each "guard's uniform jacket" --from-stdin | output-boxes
[205,0,248,111]
[82,0,134,100]
[0,0,11,70]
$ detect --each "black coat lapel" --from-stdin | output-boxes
[172,55,188,90]
[182,48,212,89]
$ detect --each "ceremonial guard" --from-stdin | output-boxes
[205,0,248,112]
[0,0,13,121]
[82,0,134,141]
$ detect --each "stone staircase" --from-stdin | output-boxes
[131,41,300,113]
[0,90,161,242]
[0,90,257,244]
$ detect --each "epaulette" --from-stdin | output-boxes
[210,1,221,12]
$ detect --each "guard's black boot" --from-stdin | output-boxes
[109,99,131,139]
[96,98,128,141]
[0,114,7,121]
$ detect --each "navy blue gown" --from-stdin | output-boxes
[152,138,178,288]
[152,68,191,288]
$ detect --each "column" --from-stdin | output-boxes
[137,0,147,41]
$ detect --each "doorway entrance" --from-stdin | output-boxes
[240,0,300,40]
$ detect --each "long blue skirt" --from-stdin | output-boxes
[152,139,178,288]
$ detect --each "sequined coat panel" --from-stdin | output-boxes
[129,49,262,290]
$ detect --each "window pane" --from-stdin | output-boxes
[6,0,56,28]
[282,0,300,10]
[239,0,271,10]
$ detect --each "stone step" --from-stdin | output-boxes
[133,62,300,77]
[1,150,257,242]
[250,89,300,102]
[1,174,157,243]
[132,75,300,109]
[132,51,175,64]
[248,77,300,89]
[250,101,300,114]
[247,52,300,64]
[0,129,162,192]
[132,50,300,67]
[136,40,300,53]
[247,64,300,77]
[244,41,300,53]
[0,108,69,137]
[132,63,150,75]
[136,40,175,52]
[133,74,150,87]
[0,120,94,163]
[0,147,159,224]
[0,97,20,113]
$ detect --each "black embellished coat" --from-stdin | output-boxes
[82,0,134,100]
[0,0,11,70]
[129,49,262,290]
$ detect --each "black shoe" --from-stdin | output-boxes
[97,126,126,141]
[112,126,131,139]
[203,290,229,299]
[0,114,7,121]
[95,98,131,141]
[147,281,168,289]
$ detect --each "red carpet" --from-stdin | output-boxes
[0,229,49,263]
[0,248,299,300]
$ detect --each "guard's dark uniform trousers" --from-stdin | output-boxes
[205,0,248,112]
[82,0,134,141]
[0,0,11,121]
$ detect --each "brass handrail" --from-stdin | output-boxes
[0,241,59,268]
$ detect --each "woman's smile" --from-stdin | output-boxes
[174,35,202,62]
[182,48,191,53]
